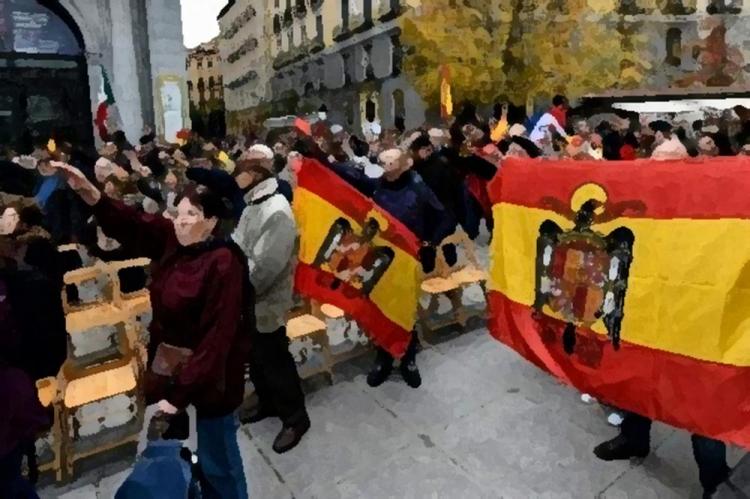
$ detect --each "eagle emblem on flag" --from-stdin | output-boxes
[313,214,395,298]
[533,184,640,355]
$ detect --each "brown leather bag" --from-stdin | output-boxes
[151,343,193,377]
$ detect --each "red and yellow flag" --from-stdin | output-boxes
[488,157,750,448]
[293,158,421,358]
[440,65,453,119]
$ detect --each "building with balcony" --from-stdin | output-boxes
[218,0,272,133]
[265,0,424,134]
[186,39,224,113]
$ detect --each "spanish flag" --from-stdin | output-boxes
[440,65,453,120]
[293,158,422,358]
[488,157,750,448]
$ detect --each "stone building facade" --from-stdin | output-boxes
[186,39,224,113]
[218,0,425,135]
[0,0,188,148]
[217,0,272,132]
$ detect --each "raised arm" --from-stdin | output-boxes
[53,161,173,260]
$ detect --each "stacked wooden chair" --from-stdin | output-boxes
[37,247,151,482]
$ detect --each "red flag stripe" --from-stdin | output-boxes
[489,157,750,219]
[488,290,750,449]
[295,262,411,358]
[299,158,422,256]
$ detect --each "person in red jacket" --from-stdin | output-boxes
[53,161,253,499]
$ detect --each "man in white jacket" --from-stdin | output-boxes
[232,144,309,454]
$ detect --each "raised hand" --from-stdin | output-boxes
[51,161,102,206]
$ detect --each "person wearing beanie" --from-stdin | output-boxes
[54,159,253,499]
[231,144,310,454]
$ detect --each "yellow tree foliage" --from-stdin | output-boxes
[502,0,650,104]
[399,0,509,108]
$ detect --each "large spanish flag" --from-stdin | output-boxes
[293,158,421,358]
[488,156,750,448]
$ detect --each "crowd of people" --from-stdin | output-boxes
[2,94,748,498]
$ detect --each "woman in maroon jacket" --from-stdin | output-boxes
[53,161,252,499]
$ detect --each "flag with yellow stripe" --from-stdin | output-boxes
[488,157,750,448]
[293,158,421,358]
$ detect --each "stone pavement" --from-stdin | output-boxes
[42,325,749,499]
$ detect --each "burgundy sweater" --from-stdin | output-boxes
[93,197,253,417]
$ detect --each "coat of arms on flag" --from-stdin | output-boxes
[488,156,750,449]
[313,215,395,298]
[533,183,635,356]
[293,158,421,358]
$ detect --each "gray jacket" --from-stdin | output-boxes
[232,178,297,333]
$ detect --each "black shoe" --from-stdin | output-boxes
[400,360,422,388]
[240,405,277,425]
[701,466,731,498]
[593,435,650,461]
[367,358,394,387]
[272,418,311,454]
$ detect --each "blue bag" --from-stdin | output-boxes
[114,440,200,499]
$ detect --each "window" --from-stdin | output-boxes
[208,59,213,68]
[197,59,203,69]
[707,0,741,14]
[316,14,324,41]
[301,24,308,42]
[365,98,376,123]
[392,89,405,126]
[666,28,682,66]
[341,0,349,31]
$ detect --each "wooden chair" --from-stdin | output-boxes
[286,309,334,383]
[35,376,66,482]
[317,303,371,364]
[59,358,144,480]
[418,230,488,338]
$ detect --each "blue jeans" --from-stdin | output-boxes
[196,413,248,499]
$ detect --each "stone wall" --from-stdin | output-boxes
[57,0,187,144]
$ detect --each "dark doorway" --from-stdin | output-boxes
[0,0,93,149]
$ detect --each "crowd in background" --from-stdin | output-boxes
[2,94,748,498]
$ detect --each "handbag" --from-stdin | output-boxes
[151,343,193,377]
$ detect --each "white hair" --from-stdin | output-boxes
[247,144,274,160]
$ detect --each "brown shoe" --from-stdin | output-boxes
[272,418,311,454]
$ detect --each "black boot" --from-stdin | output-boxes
[398,333,421,388]
[399,359,422,389]
[240,404,278,425]
[593,434,650,461]
[367,348,394,387]
[272,415,311,454]
[701,466,730,499]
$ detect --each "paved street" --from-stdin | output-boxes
[42,323,749,499]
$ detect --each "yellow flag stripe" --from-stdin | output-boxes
[294,188,420,331]
[490,202,750,366]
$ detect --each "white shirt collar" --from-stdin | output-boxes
[245,177,279,203]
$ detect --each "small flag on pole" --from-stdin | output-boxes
[440,65,453,120]
[95,65,117,141]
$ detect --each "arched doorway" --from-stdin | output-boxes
[0,0,93,150]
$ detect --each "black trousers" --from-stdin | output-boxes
[249,327,308,427]
[374,331,419,366]
[0,443,40,499]
[621,412,729,490]
[419,245,458,274]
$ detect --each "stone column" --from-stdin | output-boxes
[110,0,144,140]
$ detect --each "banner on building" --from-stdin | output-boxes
[488,156,750,448]
[292,158,421,358]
